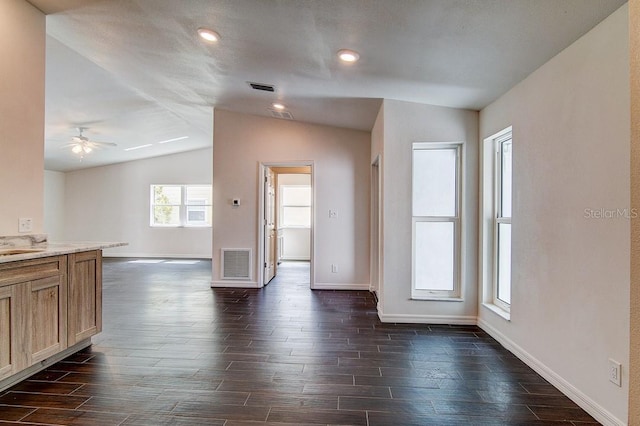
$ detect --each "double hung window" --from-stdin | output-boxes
[411,142,462,299]
[150,185,212,227]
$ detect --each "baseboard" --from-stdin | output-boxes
[377,307,476,325]
[104,252,212,259]
[477,318,625,426]
[312,283,370,290]
[210,280,260,288]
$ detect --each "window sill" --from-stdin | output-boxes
[410,297,464,302]
[482,303,511,321]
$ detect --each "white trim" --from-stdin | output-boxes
[377,308,476,325]
[411,142,464,300]
[312,282,370,291]
[482,302,511,321]
[411,297,464,302]
[480,127,513,311]
[258,161,315,290]
[478,318,625,426]
[379,313,477,325]
[210,280,259,288]
[280,256,311,261]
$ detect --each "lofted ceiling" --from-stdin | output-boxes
[30,0,627,172]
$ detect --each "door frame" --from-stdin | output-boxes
[257,161,315,289]
[371,155,382,302]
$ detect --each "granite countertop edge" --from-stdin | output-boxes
[0,242,128,264]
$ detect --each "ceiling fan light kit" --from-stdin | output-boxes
[67,127,116,159]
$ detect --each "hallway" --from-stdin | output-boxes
[0,259,597,425]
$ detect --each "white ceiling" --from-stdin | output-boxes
[31,0,626,172]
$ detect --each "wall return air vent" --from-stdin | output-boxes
[221,249,251,280]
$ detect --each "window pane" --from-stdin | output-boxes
[282,206,311,227]
[413,148,457,217]
[497,223,511,304]
[153,206,180,225]
[414,221,454,291]
[186,186,212,204]
[500,140,512,218]
[153,185,181,205]
[282,186,311,206]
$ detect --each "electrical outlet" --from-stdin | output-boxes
[609,358,621,387]
[329,209,338,219]
[331,264,338,273]
[18,218,33,233]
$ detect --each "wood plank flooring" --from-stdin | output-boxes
[0,259,599,425]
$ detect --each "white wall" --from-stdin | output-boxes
[479,5,629,424]
[63,148,212,258]
[373,99,479,323]
[212,109,370,288]
[43,170,65,241]
[0,0,45,235]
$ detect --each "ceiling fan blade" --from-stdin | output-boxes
[90,141,118,147]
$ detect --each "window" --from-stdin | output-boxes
[495,132,512,309]
[481,126,512,317]
[280,185,311,227]
[411,142,462,299]
[150,185,212,227]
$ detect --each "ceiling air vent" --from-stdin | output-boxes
[248,82,275,92]
[268,109,294,120]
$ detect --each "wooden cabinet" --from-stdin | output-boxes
[0,250,103,391]
[0,256,67,380]
[0,284,23,381]
[67,250,102,346]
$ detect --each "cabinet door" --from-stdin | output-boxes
[68,250,102,345]
[29,274,67,364]
[0,285,27,380]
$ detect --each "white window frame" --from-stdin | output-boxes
[493,132,512,312]
[411,142,463,300]
[279,184,311,228]
[150,184,212,228]
[480,126,512,319]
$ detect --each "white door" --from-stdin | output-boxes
[264,168,277,284]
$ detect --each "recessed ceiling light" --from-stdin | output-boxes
[338,49,360,63]
[272,103,285,110]
[197,27,220,43]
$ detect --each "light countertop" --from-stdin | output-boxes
[0,242,127,264]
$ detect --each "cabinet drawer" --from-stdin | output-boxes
[0,256,66,288]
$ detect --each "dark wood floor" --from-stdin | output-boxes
[0,259,598,425]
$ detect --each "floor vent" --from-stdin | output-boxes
[221,249,251,280]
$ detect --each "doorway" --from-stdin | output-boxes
[259,163,313,287]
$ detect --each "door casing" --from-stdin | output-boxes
[257,161,314,288]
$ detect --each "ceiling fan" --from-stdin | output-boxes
[65,127,117,158]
